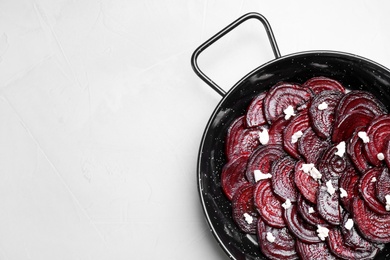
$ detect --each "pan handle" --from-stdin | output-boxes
[191,12,281,97]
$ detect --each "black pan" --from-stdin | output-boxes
[191,12,390,260]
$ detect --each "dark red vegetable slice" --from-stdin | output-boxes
[297,128,330,164]
[221,155,250,201]
[296,240,338,260]
[302,76,345,94]
[297,194,330,228]
[245,144,286,183]
[283,203,321,244]
[375,167,390,206]
[364,115,390,166]
[232,184,258,234]
[309,90,344,139]
[257,218,298,260]
[283,111,311,159]
[268,114,290,146]
[264,82,313,124]
[318,144,350,182]
[353,197,390,243]
[271,156,298,202]
[246,92,268,128]
[294,161,319,204]
[316,180,341,226]
[385,139,390,169]
[346,126,372,174]
[338,167,359,213]
[254,180,285,228]
[340,211,375,251]
[327,228,379,259]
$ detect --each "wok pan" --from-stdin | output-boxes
[191,12,390,259]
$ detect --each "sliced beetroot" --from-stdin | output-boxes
[282,111,311,159]
[263,82,313,124]
[385,139,390,169]
[332,111,375,143]
[360,167,390,215]
[339,167,360,213]
[245,92,268,128]
[327,228,379,260]
[257,218,298,260]
[364,115,390,166]
[346,126,372,174]
[271,156,298,202]
[254,180,285,228]
[221,155,250,201]
[294,160,319,204]
[296,240,338,260]
[318,144,350,181]
[353,197,390,243]
[375,167,390,206]
[302,76,345,94]
[309,90,344,139]
[283,203,321,244]
[232,184,258,234]
[268,114,291,146]
[245,144,286,183]
[298,128,330,164]
[297,194,330,228]
[316,180,341,226]
[225,116,261,161]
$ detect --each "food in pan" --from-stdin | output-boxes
[221,76,390,259]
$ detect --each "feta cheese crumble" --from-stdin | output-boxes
[243,213,253,224]
[301,163,322,180]
[266,232,276,243]
[316,225,330,241]
[254,170,272,182]
[385,195,390,211]
[301,163,314,173]
[335,141,346,157]
[258,128,269,145]
[308,207,315,214]
[291,131,303,144]
[345,218,354,230]
[318,102,328,110]
[339,187,348,198]
[282,199,292,209]
[371,177,377,183]
[326,180,336,195]
[358,131,370,143]
[283,105,296,120]
[377,153,385,161]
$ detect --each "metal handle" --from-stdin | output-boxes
[191,12,281,97]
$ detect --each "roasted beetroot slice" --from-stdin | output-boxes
[375,167,390,206]
[264,82,313,124]
[347,126,372,174]
[331,111,375,143]
[340,211,375,251]
[257,218,298,260]
[221,155,250,201]
[297,194,330,228]
[318,144,350,181]
[339,167,360,213]
[283,203,321,244]
[246,92,268,128]
[271,156,298,202]
[232,184,258,234]
[283,111,311,159]
[360,167,390,215]
[225,116,261,161]
[245,144,286,183]
[327,228,379,260]
[385,139,390,169]
[302,76,345,94]
[316,180,341,226]
[268,114,290,145]
[296,240,338,260]
[298,128,330,164]
[353,197,390,243]
[364,115,390,166]
[294,160,319,204]
[254,180,285,228]
[309,90,344,139]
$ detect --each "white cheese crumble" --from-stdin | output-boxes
[377,153,385,161]
[243,213,253,224]
[316,225,330,241]
[291,131,303,144]
[310,166,322,181]
[254,170,272,182]
[266,232,276,243]
[371,177,377,183]
[358,131,370,143]
[335,141,346,157]
[326,180,336,195]
[283,105,296,120]
[345,218,354,230]
[318,102,328,110]
[308,207,315,214]
[301,163,315,174]
[385,195,390,211]
[339,187,348,198]
[258,128,269,145]
[282,199,292,209]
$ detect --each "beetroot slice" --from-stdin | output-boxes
[282,111,311,159]
[297,194,330,228]
[340,211,375,251]
[294,160,319,204]
[264,82,313,124]
[346,126,372,174]
[360,167,390,215]
[318,144,350,182]
[245,144,286,183]
[339,167,360,213]
[232,184,258,234]
[375,167,390,206]
[296,240,338,260]
[298,128,330,164]
[221,155,250,201]
[268,114,291,146]
[353,197,390,243]
[327,228,379,259]
[385,139,390,169]
[364,115,390,166]
[271,156,298,202]
[302,76,345,94]
[254,180,285,228]
[309,90,344,139]
[257,218,298,260]
[316,180,341,226]
[246,92,268,128]
[283,203,321,244]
